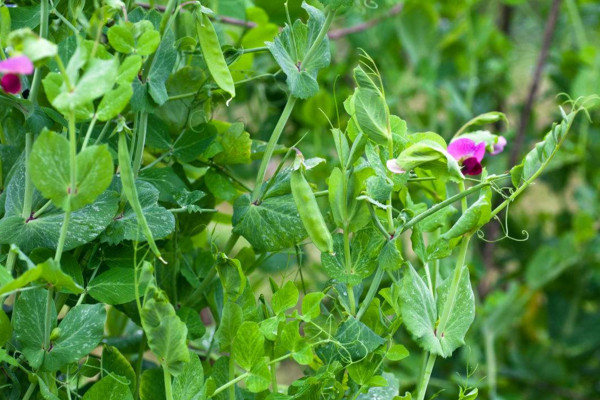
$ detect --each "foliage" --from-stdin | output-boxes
[1,1,599,400]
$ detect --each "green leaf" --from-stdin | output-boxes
[215,255,246,301]
[246,357,271,393]
[321,229,385,285]
[266,2,330,99]
[318,317,385,364]
[0,258,83,296]
[102,344,137,395]
[117,55,142,85]
[52,57,119,112]
[232,193,307,252]
[29,129,114,211]
[87,267,139,305]
[96,84,133,122]
[100,180,175,246]
[136,29,160,56]
[435,266,475,357]
[0,309,12,347]
[352,88,389,145]
[140,368,166,400]
[525,234,579,290]
[212,121,251,165]
[13,288,52,369]
[177,307,206,341]
[0,165,118,252]
[386,344,409,361]
[395,139,463,182]
[147,29,176,106]
[43,303,106,371]
[399,264,439,355]
[356,372,400,400]
[173,126,216,163]
[141,289,190,375]
[173,351,205,400]
[83,375,133,400]
[272,280,299,314]
[215,302,243,352]
[302,292,324,321]
[233,321,264,371]
[107,25,135,53]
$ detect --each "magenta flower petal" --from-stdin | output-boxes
[462,157,482,176]
[448,138,475,160]
[0,56,34,75]
[491,136,507,155]
[386,159,405,174]
[1,74,22,94]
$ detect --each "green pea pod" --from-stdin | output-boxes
[195,12,235,100]
[291,169,333,253]
[118,132,166,263]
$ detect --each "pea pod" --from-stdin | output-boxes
[117,132,166,263]
[291,168,333,253]
[195,11,235,100]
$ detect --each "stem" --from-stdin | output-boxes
[241,46,269,54]
[81,114,98,150]
[7,132,35,273]
[302,9,336,67]
[355,262,385,321]
[416,353,437,400]
[28,0,49,104]
[251,97,297,202]
[134,334,147,400]
[43,287,55,351]
[227,355,235,400]
[55,112,77,263]
[132,111,148,178]
[163,365,173,400]
[347,284,356,315]
[21,382,37,400]
[32,200,53,219]
[484,327,497,399]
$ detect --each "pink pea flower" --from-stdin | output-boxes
[0,56,34,94]
[447,138,486,176]
[490,136,507,155]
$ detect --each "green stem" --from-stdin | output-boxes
[81,113,98,150]
[134,334,147,400]
[228,354,235,400]
[251,96,297,202]
[28,0,49,104]
[132,111,148,178]
[484,327,497,399]
[43,287,55,351]
[22,382,37,400]
[6,132,35,273]
[241,46,269,54]
[302,9,336,67]
[32,199,52,219]
[163,365,173,400]
[355,262,385,321]
[55,113,77,263]
[416,353,437,400]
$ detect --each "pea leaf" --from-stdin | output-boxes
[232,193,307,252]
[139,369,165,400]
[96,84,133,122]
[266,2,330,99]
[141,288,189,375]
[0,310,11,347]
[301,292,324,321]
[29,129,114,211]
[233,321,264,371]
[147,29,176,106]
[0,163,119,253]
[0,258,83,296]
[395,139,463,182]
[398,264,439,355]
[246,357,271,392]
[173,351,205,400]
[212,121,252,165]
[83,375,133,400]
[100,180,175,246]
[44,303,106,371]
[321,229,385,285]
[215,302,243,352]
[107,25,135,53]
[272,280,299,314]
[87,267,140,305]
[102,344,137,395]
[400,264,475,358]
[317,317,385,364]
[13,288,52,369]
[51,57,119,113]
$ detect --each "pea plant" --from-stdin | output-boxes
[0,1,594,400]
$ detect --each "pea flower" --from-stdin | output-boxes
[490,135,507,155]
[447,138,486,176]
[0,56,34,94]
